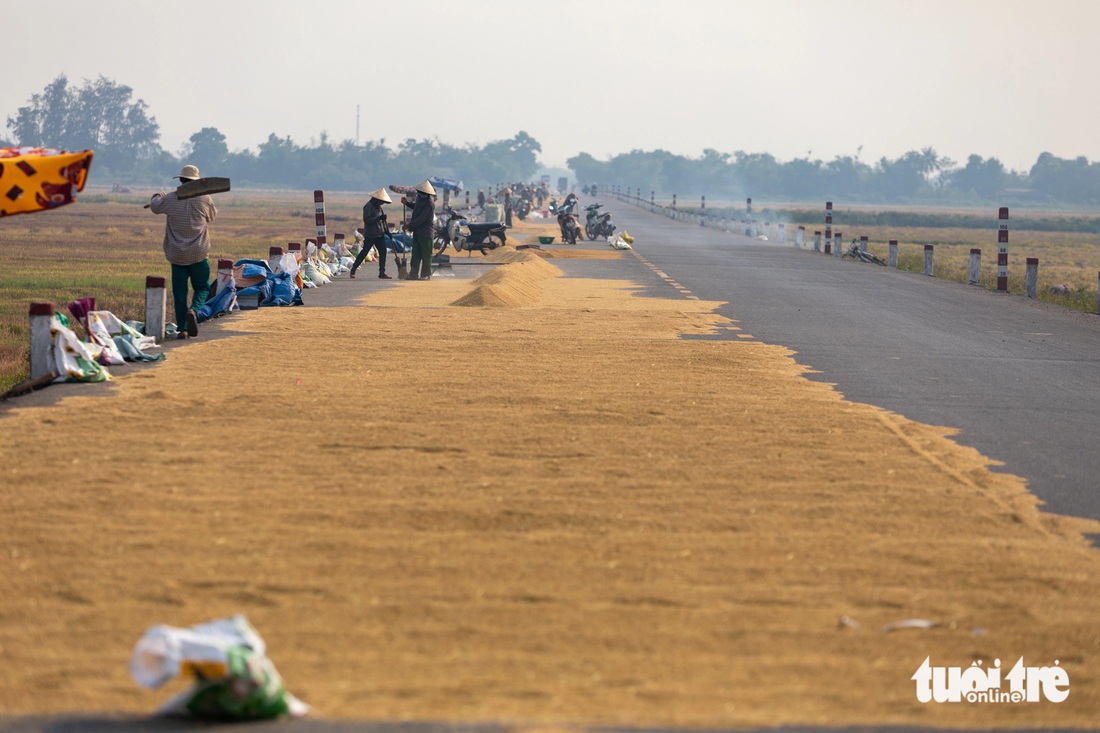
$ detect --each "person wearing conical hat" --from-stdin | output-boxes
[351,187,393,279]
[148,164,216,339]
[403,179,436,281]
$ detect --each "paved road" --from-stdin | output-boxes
[604,199,1100,525]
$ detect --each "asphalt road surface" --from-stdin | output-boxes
[604,199,1100,526]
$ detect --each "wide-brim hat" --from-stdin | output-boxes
[370,187,392,203]
[173,164,200,181]
[415,179,436,196]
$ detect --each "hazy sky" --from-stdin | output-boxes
[4,0,1098,172]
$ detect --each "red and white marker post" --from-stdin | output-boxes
[314,190,327,249]
[825,201,833,248]
[997,207,1009,291]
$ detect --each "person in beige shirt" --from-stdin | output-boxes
[149,164,217,338]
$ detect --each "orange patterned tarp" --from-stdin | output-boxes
[0,147,94,217]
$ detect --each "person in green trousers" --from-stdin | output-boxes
[149,164,216,338]
[403,179,437,280]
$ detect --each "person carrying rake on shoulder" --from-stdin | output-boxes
[148,164,216,339]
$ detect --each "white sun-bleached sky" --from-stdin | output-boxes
[3,0,1097,173]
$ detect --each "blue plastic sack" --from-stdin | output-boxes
[198,280,238,323]
[234,259,274,279]
[263,272,302,307]
[385,232,411,253]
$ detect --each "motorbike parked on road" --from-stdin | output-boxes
[584,203,616,241]
[554,195,582,245]
[434,207,508,256]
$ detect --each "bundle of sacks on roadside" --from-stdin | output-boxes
[231,254,303,306]
[223,229,416,307]
[41,298,167,384]
[609,231,634,250]
[297,236,346,287]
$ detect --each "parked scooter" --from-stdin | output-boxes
[555,195,581,245]
[584,203,616,241]
[434,207,508,255]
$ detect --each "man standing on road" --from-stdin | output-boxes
[403,179,436,281]
[149,164,216,339]
[351,187,392,279]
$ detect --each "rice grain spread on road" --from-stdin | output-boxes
[1,241,1098,729]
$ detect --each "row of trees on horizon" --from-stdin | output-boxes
[6,74,1100,206]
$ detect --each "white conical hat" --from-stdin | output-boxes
[370,187,392,203]
[415,179,436,196]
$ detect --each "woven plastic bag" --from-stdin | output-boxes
[130,615,308,721]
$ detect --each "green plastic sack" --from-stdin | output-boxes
[184,645,295,720]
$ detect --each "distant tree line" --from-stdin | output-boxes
[7,74,1100,206]
[568,148,1100,207]
[4,75,541,190]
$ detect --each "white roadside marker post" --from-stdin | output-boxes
[969,248,982,285]
[144,276,166,344]
[1026,258,1038,298]
[29,302,55,380]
